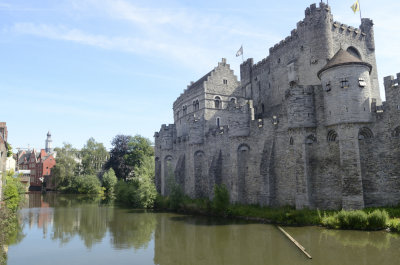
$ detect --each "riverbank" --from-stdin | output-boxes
[153,191,400,232]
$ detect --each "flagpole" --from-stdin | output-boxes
[359,0,362,21]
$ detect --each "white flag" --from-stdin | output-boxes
[236,45,243,57]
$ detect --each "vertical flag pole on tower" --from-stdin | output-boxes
[351,0,362,22]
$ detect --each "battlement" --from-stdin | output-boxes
[384,73,400,89]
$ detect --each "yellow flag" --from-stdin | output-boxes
[351,0,360,13]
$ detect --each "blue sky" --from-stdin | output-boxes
[1,0,399,150]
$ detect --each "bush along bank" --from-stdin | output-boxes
[154,184,400,232]
[1,171,25,264]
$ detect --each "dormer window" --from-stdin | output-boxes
[325,82,331,92]
[358,78,366,88]
[223,79,228,85]
[340,78,349,88]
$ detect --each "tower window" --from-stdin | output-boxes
[340,78,349,88]
[193,99,199,111]
[216,117,220,127]
[214,96,221,109]
[358,78,366,88]
[223,79,228,84]
[325,82,331,92]
[182,105,187,115]
[230,98,236,104]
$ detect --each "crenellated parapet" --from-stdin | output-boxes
[156,124,176,151]
[384,73,400,111]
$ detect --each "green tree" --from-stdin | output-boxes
[6,142,12,157]
[52,143,79,190]
[124,135,154,179]
[80,138,109,176]
[105,135,133,181]
[115,156,157,208]
[102,168,117,194]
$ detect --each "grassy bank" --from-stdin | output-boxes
[153,185,400,232]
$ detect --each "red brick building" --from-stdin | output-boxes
[18,133,56,190]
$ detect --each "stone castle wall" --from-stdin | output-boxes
[154,2,400,210]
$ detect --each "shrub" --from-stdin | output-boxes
[388,219,400,232]
[115,178,157,209]
[367,209,389,230]
[102,168,117,194]
[321,215,339,229]
[3,173,24,211]
[212,184,230,214]
[337,210,368,230]
[77,175,103,194]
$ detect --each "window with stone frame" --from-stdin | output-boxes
[223,79,228,85]
[214,96,221,109]
[358,78,366,88]
[340,78,349,88]
[325,81,331,92]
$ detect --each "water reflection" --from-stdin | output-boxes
[18,193,156,251]
[8,194,400,265]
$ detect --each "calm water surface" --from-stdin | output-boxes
[5,194,400,265]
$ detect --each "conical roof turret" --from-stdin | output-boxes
[318,48,372,78]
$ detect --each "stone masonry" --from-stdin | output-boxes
[154,2,400,210]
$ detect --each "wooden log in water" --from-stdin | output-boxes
[277,226,312,259]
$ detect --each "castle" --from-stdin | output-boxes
[154,2,400,210]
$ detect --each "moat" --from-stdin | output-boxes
[5,194,400,265]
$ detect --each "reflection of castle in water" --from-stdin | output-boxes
[17,194,400,265]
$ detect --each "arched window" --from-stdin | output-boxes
[195,100,199,111]
[289,137,294,145]
[358,127,373,140]
[347,46,362,59]
[214,96,221,109]
[193,99,200,111]
[327,130,338,142]
[393,126,400,137]
[230,97,236,104]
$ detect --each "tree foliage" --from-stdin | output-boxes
[102,168,117,194]
[105,135,153,181]
[52,143,79,188]
[6,142,12,157]
[3,171,24,211]
[105,135,133,181]
[124,135,154,173]
[80,137,109,176]
[115,156,157,208]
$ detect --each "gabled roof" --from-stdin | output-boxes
[318,48,372,78]
[188,70,212,91]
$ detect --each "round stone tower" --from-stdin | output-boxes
[318,49,373,209]
[318,48,373,126]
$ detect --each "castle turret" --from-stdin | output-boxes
[318,48,373,209]
[158,124,175,151]
[318,49,373,126]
